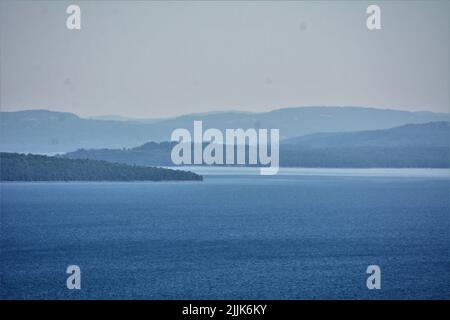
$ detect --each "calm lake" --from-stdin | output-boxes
[1,168,449,299]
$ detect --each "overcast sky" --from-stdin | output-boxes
[1,0,449,118]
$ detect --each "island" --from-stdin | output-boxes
[0,152,202,182]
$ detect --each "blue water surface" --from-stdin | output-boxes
[1,168,449,299]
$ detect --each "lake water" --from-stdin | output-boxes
[1,168,449,299]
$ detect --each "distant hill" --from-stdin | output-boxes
[64,122,450,168]
[89,115,165,124]
[1,107,448,153]
[283,121,450,147]
[0,110,156,154]
[65,142,176,167]
[281,122,449,167]
[0,152,202,181]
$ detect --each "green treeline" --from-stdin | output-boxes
[0,152,202,182]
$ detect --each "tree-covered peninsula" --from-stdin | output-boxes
[0,152,202,182]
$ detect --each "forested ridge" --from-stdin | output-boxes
[0,152,202,181]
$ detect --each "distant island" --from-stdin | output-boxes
[0,153,202,182]
[64,122,450,168]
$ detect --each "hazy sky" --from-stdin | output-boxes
[1,0,449,118]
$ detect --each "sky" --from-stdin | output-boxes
[1,0,449,118]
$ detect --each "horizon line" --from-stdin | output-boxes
[2,105,449,120]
